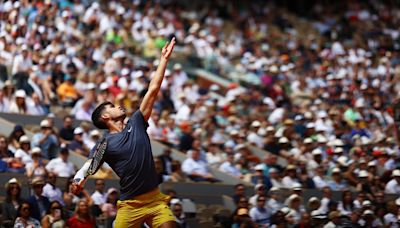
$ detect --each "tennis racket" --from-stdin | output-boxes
[85,136,107,178]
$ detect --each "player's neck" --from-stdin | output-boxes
[108,120,125,134]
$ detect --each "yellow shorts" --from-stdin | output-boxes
[114,188,176,228]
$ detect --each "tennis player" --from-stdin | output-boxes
[72,38,176,227]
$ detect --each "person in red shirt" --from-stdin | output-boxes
[67,199,96,228]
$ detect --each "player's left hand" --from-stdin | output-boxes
[161,37,176,60]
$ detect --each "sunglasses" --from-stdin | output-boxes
[22,207,30,211]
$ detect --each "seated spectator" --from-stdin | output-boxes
[249,195,272,226]
[232,208,257,228]
[68,127,90,156]
[268,168,284,188]
[324,211,342,228]
[267,187,282,214]
[307,197,321,213]
[59,115,75,144]
[171,202,187,228]
[282,165,300,189]
[232,184,246,205]
[219,153,243,178]
[337,190,354,217]
[1,178,25,227]
[84,129,101,151]
[32,119,58,160]
[41,200,65,228]
[286,194,304,224]
[0,134,23,173]
[7,125,25,153]
[249,184,267,208]
[67,199,96,228]
[57,74,79,107]
[206,142,225,167]
[312,166,328,189]
[9,89,29,114]
[28,177,50,221]
[14,201,41,228]
[25,147,47,178]
[14,135,32,165]
[327,168,347,191]
[251,164,272,189]
[385,169,400,194]
[91,179,106,206]
[45,146,75,178]
[181,149,218,182]
[170,160,190,182]
[42,172,64,205]
[101,188,119,226]
[158,148,173,175]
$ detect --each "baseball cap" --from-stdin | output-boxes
[40,119,50,128]
[254,164,264,171]
[358,170,369,178]
[15,90,26,98]
[31,147,41,155]
[393,169,400,177]
[73,127,84,135]
[19,135,30,143]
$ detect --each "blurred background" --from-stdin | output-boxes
[1,0,400,227]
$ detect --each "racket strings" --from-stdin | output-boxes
[86,137,107,177]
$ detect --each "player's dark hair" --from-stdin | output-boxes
[91,102,112,129]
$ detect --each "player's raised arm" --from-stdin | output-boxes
[140,37,176,121]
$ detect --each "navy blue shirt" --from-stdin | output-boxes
[93,110,158,200]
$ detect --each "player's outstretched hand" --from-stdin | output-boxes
[161,37,176,60]
[71,178,84,195]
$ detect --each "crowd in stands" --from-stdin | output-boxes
[0,0,400,227]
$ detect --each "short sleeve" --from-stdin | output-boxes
[129,110,149,129]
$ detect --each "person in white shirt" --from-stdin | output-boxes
[181,149,218,182]
[42,172,64,205]
[249,195,272,226]
[313,166,329,189]
[219,153,242,178]
[383,200,399,228]
[206,143,225,167]
[45,147,75,178]
[385,170,400,194]
[14,135,32,165]
[282,165,300,189]
[11,46,32,75]
[91,179,107,206]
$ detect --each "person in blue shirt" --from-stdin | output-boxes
[72,38,176,228]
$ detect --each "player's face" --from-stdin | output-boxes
[105,104,126,120]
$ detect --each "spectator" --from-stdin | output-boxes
[45,146,75,178]
[59,115,75,144]
[282,165,300,189]
[14,135,32,165]
[251,164,272,189]
[206,142,225,167]
[66,199,96,228]
[232,184,246,205]
[324,211,342,228]
[181,149,218,182]
[8,125,25,153]
[0,134,23,173]
[28,177,50,221]
[91,179,106,206]
[327,168,347,191]
[219,153,243,178]
[171,202,187,228]
[9,90,29,114]
[40,200,65,228]
[101,188,119,226]
[337,190,354,217]
[68,127,90,157]
[249,195,272,226]
[32,119,58,160]
[158,148,173,175]
[249,184,267,208]
[232,208,258,228]
[268,168,284,189]
[25,147,47,179]
[13,201,41,228]
[42,172,64,206]
[170,160,189,182]
[312,166,329,189]
[2,178,24,227]
[267,187,283,214]
[84,130,101,151]
[385,169,400,194]
[56,74,79,107]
